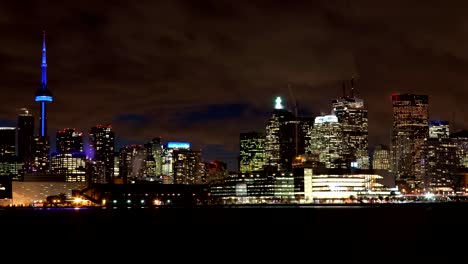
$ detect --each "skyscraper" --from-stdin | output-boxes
[331,80,369,169]
[391,93,429,180]
[265,96,298,171]
[89,125,115,182]
[0,127,21,178]
[172,148,204,185]
[52,128,86,182]
[56,128,83,153]
[239,131,265,173]
[307,115,348,168]
[421,121,458,192]
[144,137,163,177]
[17,108,34,164]
[0,127,16,162]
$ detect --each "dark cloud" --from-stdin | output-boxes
[1,0,468,170]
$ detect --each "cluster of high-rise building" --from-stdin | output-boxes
[2,30,468,207]
[0,32,224,206]
[238,89,468,198]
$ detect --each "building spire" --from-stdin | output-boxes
[41,30,47,89]
[350,76,355,98]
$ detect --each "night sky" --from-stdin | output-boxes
[1,0,468,171]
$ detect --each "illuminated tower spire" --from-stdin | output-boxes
[35,30,53,137]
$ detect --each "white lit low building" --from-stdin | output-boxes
[303,168,398,202]
[11,174,88,206]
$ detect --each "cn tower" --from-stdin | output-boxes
[34,30,53,137]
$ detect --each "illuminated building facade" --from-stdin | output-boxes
[162,142,191,184]
[372,144,390,170]
[210,169,295,203]
[429,120,449,139]
[332,95,369,169]
[450,130,468,169]
[0,127,16,161]
[89,124,115,182]
[0,127,22,178]
[391,94,429,180]
[17,108,34,165]
[421,121,458,192]
[56,128,83,153]
[50,153,86,182]
[172,148,204,185]
[239,131,265,173]
[32,136,50,173]
[51,128,86,182]
[307,115,348,169]
[303,168,394,201]
[265,97,298,171]
[113,152,120,177]
[119,144,146,180]
[144,137,163,177]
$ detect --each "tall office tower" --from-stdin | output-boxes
[0,127,21,177]
[89,125,115,182]
[265,97,298,171]
[17,108,34,164]
[239,131,265,173]
[450,130,468,169]
[173,148,204,185]
[429,120,450,139]
[391,94,429,180]
[299,117,315,155]
[119,144,147,179]
[56,128,83,153]
[421,121,458,192]
[52,128,85,181]
[163,142,190,184]
[0,127,16,161]
[372,144,390,170]
[331,80,369,169]
[307,115,348,168]
[144,137,163,176]
[32,136,50,172]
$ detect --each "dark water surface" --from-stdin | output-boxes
[1,203,466,242]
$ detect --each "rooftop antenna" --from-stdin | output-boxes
[350,76,355,98]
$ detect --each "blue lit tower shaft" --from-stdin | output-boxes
[35,31,53,137]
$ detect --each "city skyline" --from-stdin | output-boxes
[1,1,468,171]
